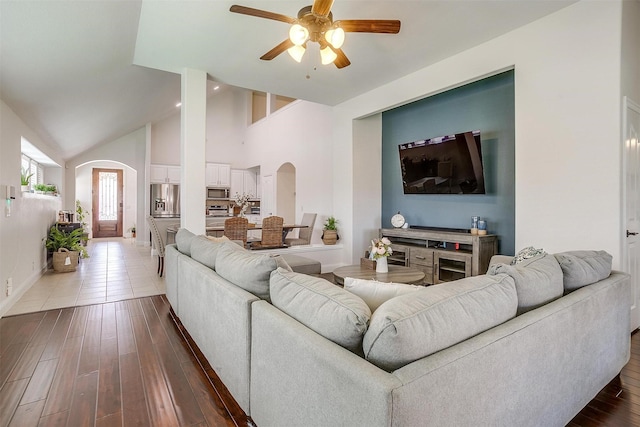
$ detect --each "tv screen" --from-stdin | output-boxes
[398,130,485,194]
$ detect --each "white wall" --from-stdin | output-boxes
[0,100,64,317]
[335,0,627,266]
[151,85,248,165]
[243,100,335,246]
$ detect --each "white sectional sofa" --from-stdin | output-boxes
[166,230,630,426]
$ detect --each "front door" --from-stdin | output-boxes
[92,168,123,238]
[624,97,640,331]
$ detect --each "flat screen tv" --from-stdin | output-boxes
[398,130,485,194]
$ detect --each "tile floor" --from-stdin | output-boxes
[5,237,165,316]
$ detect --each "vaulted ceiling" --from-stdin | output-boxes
[0,0,575,160]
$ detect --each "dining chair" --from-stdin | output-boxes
[284,213,317,246]
[253,216,284,249]
[147,216,166,276]
[224,217,249,247]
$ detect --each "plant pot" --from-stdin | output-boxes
[132,231,136,238]
[52,248,79,273]
[321,229,338,245]
[21,185,29,192]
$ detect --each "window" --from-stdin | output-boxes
[21,154,43,191]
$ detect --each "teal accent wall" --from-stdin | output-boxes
[382,70,515,254]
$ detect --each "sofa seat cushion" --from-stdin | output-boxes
[343,278,422,312]
[488,253,563,314]
[279,254,321,275]
[215,242,280,302]
[363,274,517,372]
[554,250,612,292]
[270,268,371,353]
[175,228,196,256]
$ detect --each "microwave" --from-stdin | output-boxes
[207,187,229,199]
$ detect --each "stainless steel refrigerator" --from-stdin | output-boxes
[150,184,180,218]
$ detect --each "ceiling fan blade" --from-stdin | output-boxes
[311,0,334,17]
[260,39,295,61]
[335,19,401,34]
[332,48,351,69]
[229,5,296,24]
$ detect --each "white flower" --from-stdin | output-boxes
[371,237,392,259]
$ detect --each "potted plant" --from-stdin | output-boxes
[20,168,33,192]
[34,183,47,194]
[45,225,89,272]
[45,184,57,195]
[321,216,339,245]
[75,200,89,245]
[130,225,136,238]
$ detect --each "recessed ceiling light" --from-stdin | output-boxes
[176,102,182,107]
[214,86,220,91]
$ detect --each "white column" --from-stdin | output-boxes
[180,68,207,235]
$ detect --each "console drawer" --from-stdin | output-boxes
[410,247,434,267]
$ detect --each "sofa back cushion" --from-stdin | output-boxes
[488,253,563,314]
[190,235,227,270]
[554,250,612,292]
[363,274,517,371]
[175,228,196,256]
[270,268,371,354]
[215,242,279,301]
[343,278,421,312]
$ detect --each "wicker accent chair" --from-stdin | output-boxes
[252,216,284,249]
[284,213,317,246]
[224,217,249,247]
[147,216,166,276]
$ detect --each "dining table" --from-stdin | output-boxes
[166,222,308,246]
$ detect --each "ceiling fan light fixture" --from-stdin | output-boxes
[287,44,306,62]
[325,27,345,49]
[320,45,337,65]
[289,23,309,46]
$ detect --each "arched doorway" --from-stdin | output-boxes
[276,163,296,224]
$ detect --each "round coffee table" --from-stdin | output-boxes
[332,264,425,286]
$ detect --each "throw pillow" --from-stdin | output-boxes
[270,268,371,354]
[489,253,563,314]
[362,274,517,371]
[511,246,547,265]
[343,277,422,312]
[175,228,196,256]
[554,250,613,292]
[215,242,278,302]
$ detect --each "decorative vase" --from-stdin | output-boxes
[376,256,389,273]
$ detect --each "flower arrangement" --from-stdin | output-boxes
[370,237,393,260]
[234,192,254,217]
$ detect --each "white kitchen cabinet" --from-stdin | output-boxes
[230,169,259,198]
[206,163,231,187]
[150,164,181,184]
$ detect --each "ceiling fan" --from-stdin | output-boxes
[229,0,401,69]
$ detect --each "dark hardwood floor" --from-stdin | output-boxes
[1,294,639,427]
[0,295,249,427]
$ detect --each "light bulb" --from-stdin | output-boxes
[287,45,306,63]
[289,24,309,46]
[325,27,345,49]
[320,46,337,65]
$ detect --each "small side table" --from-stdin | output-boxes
[332,264,425,286]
